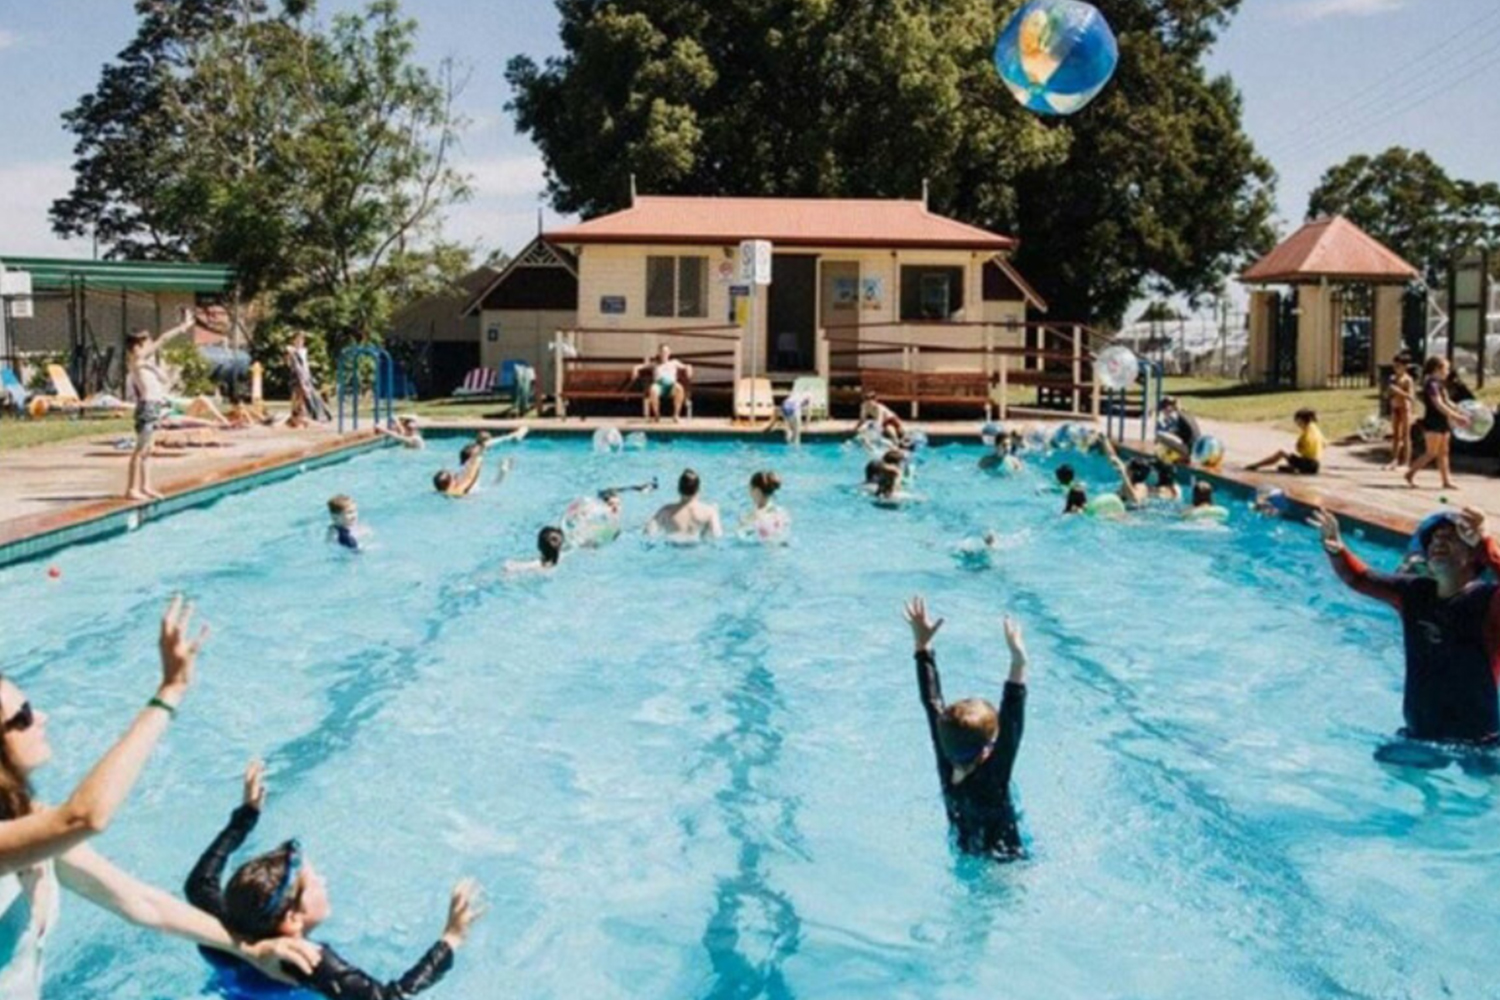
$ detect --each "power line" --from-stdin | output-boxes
[1275,33,1500,165]
[1264,4,1500,147]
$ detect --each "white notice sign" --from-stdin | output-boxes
[738,240,773,286]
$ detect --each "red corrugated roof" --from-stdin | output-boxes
[1241,216,1419,285]
[545,196,1016,251]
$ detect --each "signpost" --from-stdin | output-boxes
[0,268,34,363]
[738,240,772,420]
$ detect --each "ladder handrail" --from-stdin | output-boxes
[337,344,396,434]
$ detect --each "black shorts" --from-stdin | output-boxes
[1283,454,1320,475]
[134,400,164,436]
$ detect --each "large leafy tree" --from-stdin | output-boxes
[1307,147,1500,279]
[52,0,471,348]
[506,0,1274,326]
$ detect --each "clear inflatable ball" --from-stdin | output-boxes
[995,0,1119,117]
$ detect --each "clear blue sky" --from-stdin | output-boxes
[1,0,1497,300]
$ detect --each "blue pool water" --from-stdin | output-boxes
[4,436,1495,999]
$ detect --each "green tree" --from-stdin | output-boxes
[52,0,471,352]
[1308,147,1500,277]
[506,0,1273,326]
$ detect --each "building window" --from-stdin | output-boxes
[900,266,965,321]
[646,256,710,318]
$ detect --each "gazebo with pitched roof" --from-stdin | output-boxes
[1239,216,1420,390]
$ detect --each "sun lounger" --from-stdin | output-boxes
[735,378,776,421]
[453,367,500,398]
[2,366,28,416]
[788,376,829,421]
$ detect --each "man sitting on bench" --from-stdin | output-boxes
[634,345,692,422]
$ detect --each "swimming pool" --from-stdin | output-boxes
[5,435,1493,999]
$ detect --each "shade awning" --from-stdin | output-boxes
[0,256,237,293]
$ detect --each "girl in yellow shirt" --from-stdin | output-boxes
[1247,408,1324,475]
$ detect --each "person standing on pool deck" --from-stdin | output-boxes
[1407,357,1470,490]
[124,309,196,501]
[633,344,692,422]
[904,596,1030,859]
[185,761,484,999]
[647,469,723,540]
[0,597,317,999]
[1312,506,1500,744]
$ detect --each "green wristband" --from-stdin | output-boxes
[147,696,178,719]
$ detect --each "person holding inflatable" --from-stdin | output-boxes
[904,596,1031,860]
[1155,396,1200,464]
[1406,357,1469,490]
[1312,505,1500,744]
[185,760,484,999]
[647,469,723,541]
[0,597,318,999]
[633,344,692,422]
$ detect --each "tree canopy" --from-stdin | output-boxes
[507,0,1275,325]
[1307,147,1500,280]
[52,0,472,346]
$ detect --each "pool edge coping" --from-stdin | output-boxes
[0,432,388,569]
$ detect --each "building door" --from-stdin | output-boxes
[819,261,860,373]
[1270,290,1298,388]
[767,254,818,373]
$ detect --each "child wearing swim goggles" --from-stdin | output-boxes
[184,761,484,998]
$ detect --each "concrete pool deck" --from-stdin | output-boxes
[2,413,1496,563]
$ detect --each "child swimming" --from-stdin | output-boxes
[375,416,425,450]
[1152,459,1181,501]
[1101,436,1150,508]
[506,526,565,574]
[185,761,484,999]
[325,495,364,551]
[904,596,1031,860]
[1182,480,1229,522]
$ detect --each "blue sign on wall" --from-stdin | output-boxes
[600,296,627,315]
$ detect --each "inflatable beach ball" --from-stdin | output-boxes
[1096,344,1139,391]
[1453,400,1496,443]
[1357,414,1389,443]
[994,0,1119,117]
[1191,435,1225,469]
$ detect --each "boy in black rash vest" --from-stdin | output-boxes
[186,761,484,999]
[904,596,1030,859]
[1312,506,1500,744]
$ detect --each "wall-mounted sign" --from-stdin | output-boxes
[486,326,499,342]
[832,277,858,309]
[600,295,627,315]
[861,277,884,311]
[716,259,737,284]
[738,240,773,286]
[729,285,751,326]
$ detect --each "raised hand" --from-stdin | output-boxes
[904,596,945,652]
[442,878,486,950]
[158,595,209,699]
[1003,616,1026,664]
[1308,508,1344,555]
[243,760,266,811]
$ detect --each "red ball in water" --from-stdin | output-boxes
[47,566,61,579]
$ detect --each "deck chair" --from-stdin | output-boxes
[735,377,776,421]
[47,364,83,405]
[2,366,29,416]
[788,376,829,421]
[452,367,499,398]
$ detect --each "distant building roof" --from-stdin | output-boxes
[0,256,236,293]
[545,196,1017,252]
[461,238,578,317]
[1240,216,1420,286]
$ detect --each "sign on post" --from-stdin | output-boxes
[738,240,773,286]
[0,270,32,319]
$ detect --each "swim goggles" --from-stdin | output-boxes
[261,839,304,918]
[948,739,997,766]
[1,701,33,734]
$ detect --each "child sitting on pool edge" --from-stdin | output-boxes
[185,761,484,999]
[325,494,364,551]
[904,596,1030,860]
[1246,408,1324,476]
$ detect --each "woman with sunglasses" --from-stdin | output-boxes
[0,596,317,998]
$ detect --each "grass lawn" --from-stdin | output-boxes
[0,417,133,451]
[1162,377,1500,439]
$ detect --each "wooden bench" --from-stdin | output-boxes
[859,369,994,417]
[559,365,694,418]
